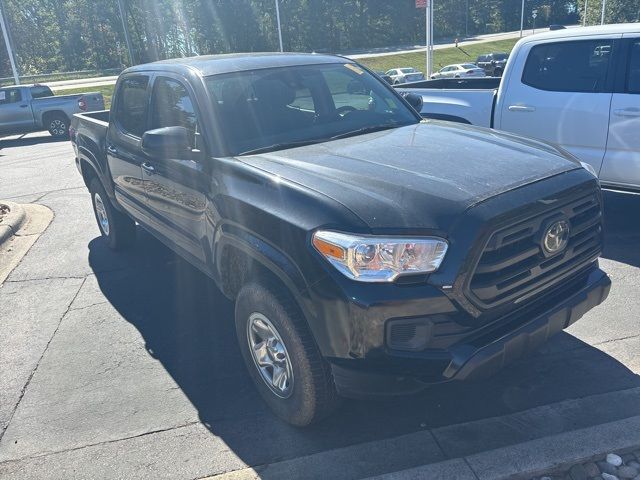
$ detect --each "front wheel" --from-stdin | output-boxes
[89,178,136,250]
[235,281,339,426]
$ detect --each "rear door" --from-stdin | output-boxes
[141,74,208,264]
[106,74,150,218]
[497,36,620,173]
[600,35,640,189]
[0,87,34,132]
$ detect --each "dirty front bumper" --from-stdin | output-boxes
[327,267,610,398]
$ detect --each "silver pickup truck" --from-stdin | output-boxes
[0,84,104,138]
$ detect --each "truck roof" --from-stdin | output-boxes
[520,23,640,44]
[124,52,353,77]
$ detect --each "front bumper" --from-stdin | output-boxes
[328,267,610,398]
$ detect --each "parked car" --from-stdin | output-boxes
[374,70,393,84]
[400,23,640,192]
[0,84,104,138]
[71,53,610,426]
[385,67,425,84]
[475,52,509,77]
[430,63,486,79]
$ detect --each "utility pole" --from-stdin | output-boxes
[117,0,135,65]
[275,0,283,52]
[0,0,18,85]
[465,0,469,37]
[601,0,606,25]
[429,0,434,76]
[520,0,525,37]
[583,0,588,26]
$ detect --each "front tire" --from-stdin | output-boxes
[235,281,339,426]
[89,178,136,250]
[46,113,69,138]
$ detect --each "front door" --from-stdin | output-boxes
[600,36,640,189]
[141,75,208,265]
[106,74,150,219]
[497,37,619,173]
[0,88,34,133]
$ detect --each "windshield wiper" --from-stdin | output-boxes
[238,139,322,156]
[329,124,400,140]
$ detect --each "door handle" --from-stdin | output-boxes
[106,145,118,155]
[141,162,155,174]
[613,108,640,117]
[508,105,536,112]
[19,104,28,108]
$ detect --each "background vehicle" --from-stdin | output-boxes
[430,63,486,79]
[386,67,425,84]
[475,52,509,76]
[0,84,104,138]
[401,23,640,192]
[374,70,393,84]
[71,53,609,427]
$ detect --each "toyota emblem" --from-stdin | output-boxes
[543,220,570,255]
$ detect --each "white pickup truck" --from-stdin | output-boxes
[401,24,640,192]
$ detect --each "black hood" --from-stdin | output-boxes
[238,121,579,232]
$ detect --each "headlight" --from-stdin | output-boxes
[312,230,448,282]
[580,161,598,179]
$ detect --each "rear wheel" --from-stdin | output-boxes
[89,178,136,250]
[494,68,503,77]
[235,281,339,426]
[46,113,69,138]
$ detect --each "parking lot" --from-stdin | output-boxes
[1,132,640,479]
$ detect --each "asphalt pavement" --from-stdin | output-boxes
[0,132,639,479]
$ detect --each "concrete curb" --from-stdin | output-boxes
[0,201,26,245]
[201,388,640,480]
[368,416,640,480]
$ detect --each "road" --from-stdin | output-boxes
[0,132,639,479]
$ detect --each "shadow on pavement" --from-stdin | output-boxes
[86,190,640,469]
[0,133,66,149]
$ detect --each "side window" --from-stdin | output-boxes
[30,86,52,99]
[627,40,640,94]
[522,39,614,93]
[150,77,197,132]
[116,75,149,137]
[0,88,22,105]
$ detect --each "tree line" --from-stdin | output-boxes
[0,0,636,78]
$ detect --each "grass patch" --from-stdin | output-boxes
[357,38,519,74]
[51,84,115,110]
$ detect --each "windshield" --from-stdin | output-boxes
[494,53,508,60]
[205,63,419,156]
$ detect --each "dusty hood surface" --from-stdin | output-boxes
[238,121,579,232]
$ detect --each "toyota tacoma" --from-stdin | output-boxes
[70,53,611,426]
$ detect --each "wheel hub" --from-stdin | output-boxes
[94,193,110,236]
[247,313,294,398]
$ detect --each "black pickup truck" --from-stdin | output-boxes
[71,53,610,426]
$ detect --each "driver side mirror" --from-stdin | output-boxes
[142,126,193,158]
[401,92,423,113]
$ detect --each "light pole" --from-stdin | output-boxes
[601,0,606,25]
[583,0,588,26]
[0,0,18,84]
[275,0,283,52]
[520,0,525,37]
[117,0,135,65]
[465,0,469,37]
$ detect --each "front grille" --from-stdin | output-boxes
[468,188,603,309]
